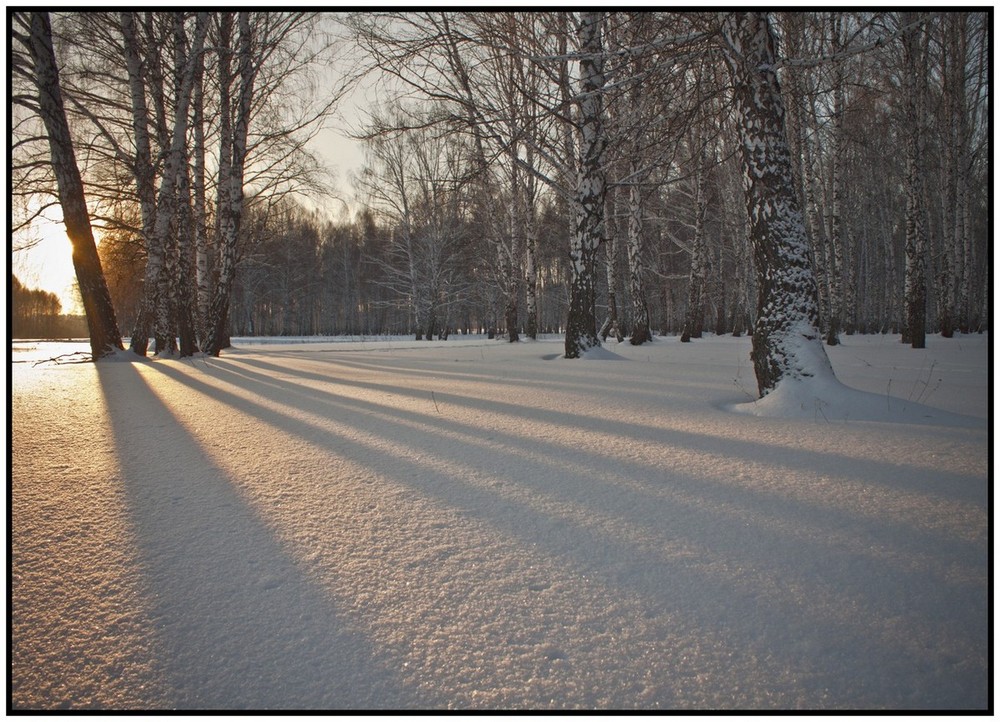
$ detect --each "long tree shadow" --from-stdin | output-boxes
[206,357,987,589]
[235,354,989,508]
[152,356,987,709]
[95,360,424,710]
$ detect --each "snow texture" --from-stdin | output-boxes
[10,333,989,711]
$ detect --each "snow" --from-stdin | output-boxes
[10,332,990,711]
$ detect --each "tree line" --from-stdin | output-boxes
[10,275,88,339]
[10,11,990,395]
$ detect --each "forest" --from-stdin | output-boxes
[10,11,991,375]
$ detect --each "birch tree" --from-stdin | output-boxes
[720,11,835,396]
[680,118,710,343]
[128,12,208,356]
[564,11,608,358]
[899,11,928,349]
[203,12,255,355]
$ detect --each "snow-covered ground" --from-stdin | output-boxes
[10,333,990,710]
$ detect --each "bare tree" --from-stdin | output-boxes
[128,13,209,356]
[203,12,256,355]
[13,11,123,359]
[899,11,928,349]
[720,11,835,396]
[357,112,475,339]
[564,11,608,358]
[680,114,710,343]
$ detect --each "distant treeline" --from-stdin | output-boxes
[10,275,89,339]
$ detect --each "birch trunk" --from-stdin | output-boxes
[564,11,607,359]
[803,131,830,331]
[524,183,538,340]
[192,29,210,347]
[681,132,708,343]
[599,191,622,342]
[151,14,208,355]
[205,12,256,356]
[951,13,971,333]
[721,12,834,396]
[901,12,928,349]
[27,11,123,359]
[120,11,159,356]
[824,29,844,346]
[626,164,652,345]
[782,16,830,333]
[175,151,197,356]
[504,152,521,342]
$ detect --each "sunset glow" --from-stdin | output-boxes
[16,219,86,315]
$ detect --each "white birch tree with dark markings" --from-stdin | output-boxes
[564,11,608,359]
[720,11,835,396]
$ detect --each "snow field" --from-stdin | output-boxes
[10,332,989,710]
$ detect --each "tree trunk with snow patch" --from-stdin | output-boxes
[721,11,834,397]
[599,191,623,343]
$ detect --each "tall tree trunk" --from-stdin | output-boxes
[152,13,208,355]
[26,12,123,359]
[938,23,957,339]
[825,20,845,346]
[844,225,858,334]
[782,14,830,335]
[565,11,607,359]
[134,13,174,349]
[205,12,256,356]
[681,130,709,343]
[803,129,830,332]
[901,12,928,349]
[721,12,834,396]
[175,154,198,356]
[504,151,521,342]
[142,12,171,154]
[950,13,972,334]
[524,189,539,340]
[192,27,211,347]
[599,191,623,342]
[626,164,652,345]
[120,12,159,356]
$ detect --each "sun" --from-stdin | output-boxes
[14,218,85,315]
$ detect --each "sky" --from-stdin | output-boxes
[11,219,83,313]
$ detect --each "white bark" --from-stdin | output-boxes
[151,13,208,354]
[120,12,159,355]
[901,11,928,349]
[626,166,651,345]
[565,11,607,359]
[192,36,210,346]
[205,12,258,356]
[721,11,834,396]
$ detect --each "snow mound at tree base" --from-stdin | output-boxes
[726,373,983,428]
